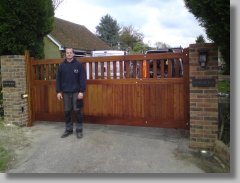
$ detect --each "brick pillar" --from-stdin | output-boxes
[189,43,219,150]
[0,55,29,126]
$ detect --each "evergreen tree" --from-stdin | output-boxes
[0,0,54,58]
[184,0,230,74]
[195,35,206,43]
[96,14,121,48]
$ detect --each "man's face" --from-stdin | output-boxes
[65,48,74,61]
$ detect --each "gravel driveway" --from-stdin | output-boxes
[6,121,226,173]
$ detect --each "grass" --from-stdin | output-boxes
[217,79,230,146]
[0,121,13,172]
[0,147,13,172]
[217,80,230,93]
[0,120,29,172]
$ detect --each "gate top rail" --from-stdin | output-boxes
[79,52,185,62]
[30,52,187,64]
[31,49,189,81]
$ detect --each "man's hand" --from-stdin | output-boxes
[57,93,63,100]
[77,92,84,100]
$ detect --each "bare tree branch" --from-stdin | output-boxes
[52,0,64,11]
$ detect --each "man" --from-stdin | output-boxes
[56,48,86,139]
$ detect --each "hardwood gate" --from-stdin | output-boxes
[29,49,189,129]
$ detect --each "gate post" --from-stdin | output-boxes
[189,43,219,150]
[0,55,30,126]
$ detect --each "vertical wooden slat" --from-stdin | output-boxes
[40,65,44,80]
[167,84,174,119]
[56,64,59,80]
[161,60,164,78]
[36,65,40,80]
[118,84,123,116]
[125,61,130,78]
[95,84,101,115]
[151,84,156,120]
[50,64,54,80]
[113,61,117,79]
[119,61,123,79]
[146,60,150,78]
[129,84,134,117]
[142,60,146,78]
[50,64,55,80]
[24,51,33,126]
[132,61,136,78]
[101,62,104,79]
[175,59,180,77]
[89,62,93,79]
[167,59,172,78]
[33,66,37,80]
[45,64,49,80]
[183,48,190,128]
[107,62,110,79]
[153,60,157,79]
[34,66,37,80]
[139,61,143,79]
[139,84,144,118]
[145,84,149,120]
[135,83,140,118]
[95,62,98,79]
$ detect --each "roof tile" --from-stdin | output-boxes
[50,17,111,51]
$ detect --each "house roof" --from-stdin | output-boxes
[49,17,111,51]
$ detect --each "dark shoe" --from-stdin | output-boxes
[61,130,73,138]
[76,130,83,139]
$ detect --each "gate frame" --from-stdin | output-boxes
[27,50,190,129]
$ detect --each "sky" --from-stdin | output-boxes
[55,0,209,48]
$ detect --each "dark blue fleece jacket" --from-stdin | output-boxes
[56,59,86,93]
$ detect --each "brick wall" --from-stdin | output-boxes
[0,55,29,126]
[189,43,219,150]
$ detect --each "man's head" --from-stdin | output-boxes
[65,48,74,62]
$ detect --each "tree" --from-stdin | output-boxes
[96,14,121,48]
[184,0,230,74]
[119,25,143,50]
[52,0,64,11]
[154,42,171,49]
[0,0,54,58]
[195,35,206,43]
[132,42,148,54]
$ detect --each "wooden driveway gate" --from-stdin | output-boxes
[29,49,189,129]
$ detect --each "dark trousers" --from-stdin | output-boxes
[63,92,83,132]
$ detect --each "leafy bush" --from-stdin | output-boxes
[217,80,230,93]
[0,0,54,58]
